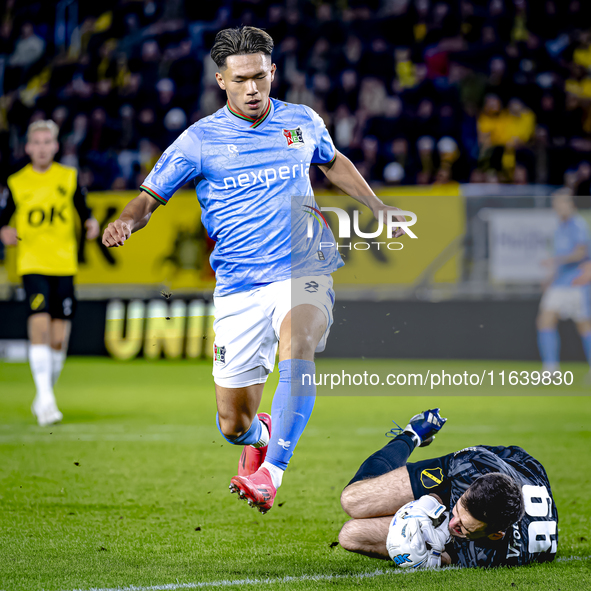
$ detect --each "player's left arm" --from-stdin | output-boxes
[318,150,405,238]
[73,181,100,240]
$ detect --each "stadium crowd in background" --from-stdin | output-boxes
[2,0,591,192]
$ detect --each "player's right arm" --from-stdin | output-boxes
[552,243,587,266]
[102,191,160,247]
[102,126,201,249]
[572,260,591,285]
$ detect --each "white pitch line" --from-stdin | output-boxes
[64,569,398,591]
[60,556,589,591]
[0,434,196,443]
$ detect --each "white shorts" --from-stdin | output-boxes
[540,285,591,321]
[212,275,335,387]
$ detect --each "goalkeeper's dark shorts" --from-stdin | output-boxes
[406,452,455,502]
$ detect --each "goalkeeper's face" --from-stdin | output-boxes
[449,497,488,540]
[215,53,276,120]
[26,130,59,170]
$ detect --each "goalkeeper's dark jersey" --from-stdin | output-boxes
[440,445,558,567]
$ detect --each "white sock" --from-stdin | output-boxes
[262,461,284,489]
[51,348,66,387]
[29,344,54,404]
[252,420,270,449]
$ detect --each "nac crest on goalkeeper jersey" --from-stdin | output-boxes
[141,98,343,296]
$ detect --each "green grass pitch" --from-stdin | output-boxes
[1,357,590,591]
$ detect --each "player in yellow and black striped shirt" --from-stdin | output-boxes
[0,120,99,426]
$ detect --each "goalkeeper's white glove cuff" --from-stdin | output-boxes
[425,550,443,568]
[412,494,447,524]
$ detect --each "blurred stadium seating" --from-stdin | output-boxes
[1,0,591,189]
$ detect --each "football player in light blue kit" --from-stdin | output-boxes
[537,194,591,373]
[102,26,403,513]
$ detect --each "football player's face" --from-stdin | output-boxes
[216,53,276,119]
[552,194,575,220]
[26,130,58,169]
[449,498,488,540]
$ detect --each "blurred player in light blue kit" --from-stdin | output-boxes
[537,194,591,373]
[102,26,404,513]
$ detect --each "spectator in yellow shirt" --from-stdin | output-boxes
[477,95,536,179]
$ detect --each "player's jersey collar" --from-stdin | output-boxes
[225,99,273,130]
[24,162,56,176]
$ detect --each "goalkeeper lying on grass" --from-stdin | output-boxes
[339,409,558,568]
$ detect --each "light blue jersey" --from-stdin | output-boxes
[141,98,344,295]
[553,214,590,286]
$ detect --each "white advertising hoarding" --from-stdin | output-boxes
[488,209,558,283]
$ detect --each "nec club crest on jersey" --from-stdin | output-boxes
[283,127,304,147]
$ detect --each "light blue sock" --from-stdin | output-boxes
[537,328,560,366]
[216,412,262,445]
[266,359,316,471]
[582,332,591,367]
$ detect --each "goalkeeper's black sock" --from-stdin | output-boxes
[348,433,415,485]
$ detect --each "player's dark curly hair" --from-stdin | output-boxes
[461,472,525,533]
[211,26,274,70]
